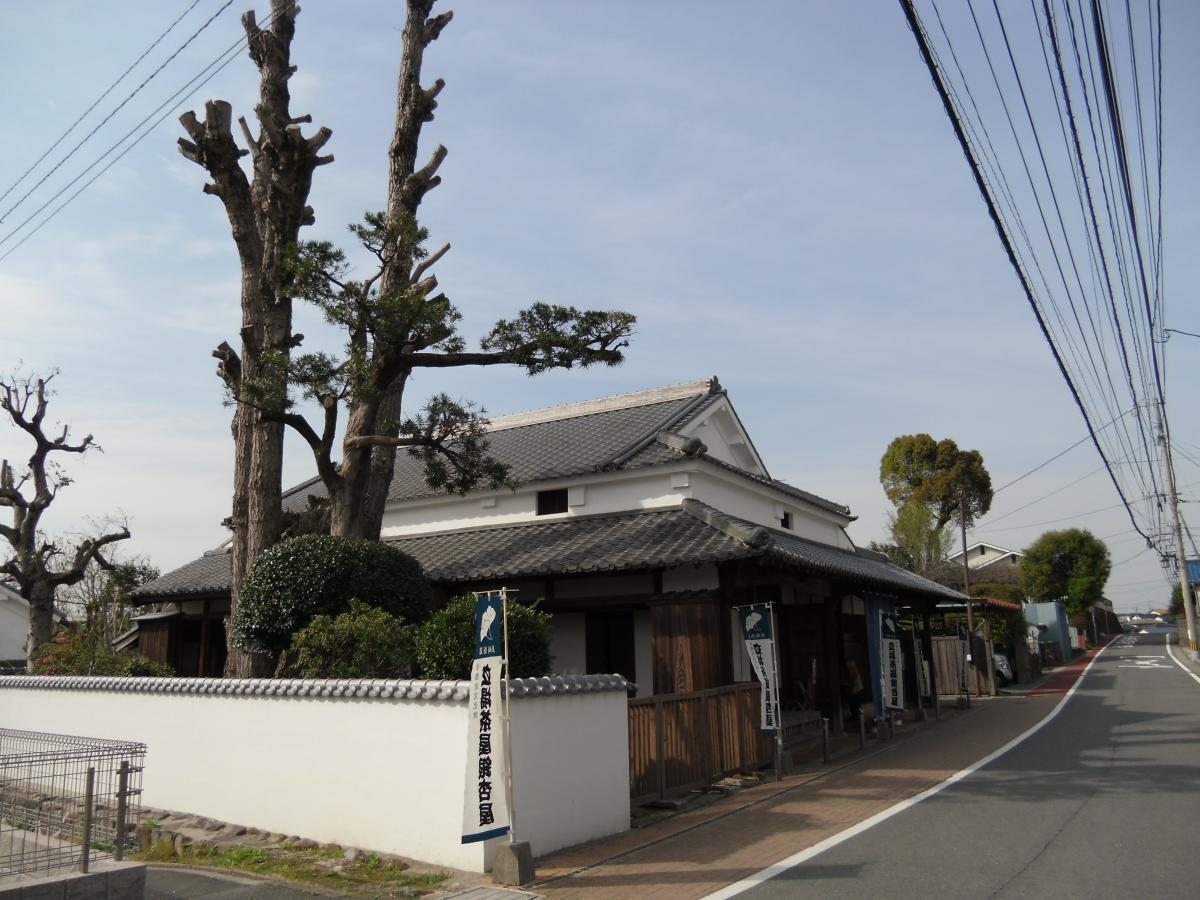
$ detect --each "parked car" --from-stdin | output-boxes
[993,652,1014,687]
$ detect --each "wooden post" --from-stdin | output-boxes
[959,497,976,697]
[655,699,666,802]
[198,600,211,677]
[821,717,830,764]
[858,713,866,750]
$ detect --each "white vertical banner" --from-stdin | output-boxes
[736,603,780,734]
[879,609,905,712]
[461,590,510,844]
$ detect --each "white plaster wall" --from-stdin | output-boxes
[690,469,853,549]
[662,563,719,593]
[381,467,692,537]
[0,681,630,872]
[634,611,654,698]
[550,614,586,675]
[509,690,629,857]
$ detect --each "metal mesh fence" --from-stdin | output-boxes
[0,728,145,878]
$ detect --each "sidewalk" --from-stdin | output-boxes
[521,692,1062,900]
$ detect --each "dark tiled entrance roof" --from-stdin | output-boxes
[133,502,962,605]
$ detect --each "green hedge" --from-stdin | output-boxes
[414,595,551,680]
[233,535,432,652]
[291,600,414,679]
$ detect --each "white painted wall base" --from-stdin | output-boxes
[0,676,630,873]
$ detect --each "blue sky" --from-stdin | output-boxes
[1,1,1197,612]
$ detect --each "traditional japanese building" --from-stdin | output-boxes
[131,377,963,728]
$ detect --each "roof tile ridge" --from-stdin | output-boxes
[681,498,771,550]
[600,388,718,471]
[383,505,678,542]
[485,378,715,433]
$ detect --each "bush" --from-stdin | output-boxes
[291,600,414,678]
[233,535,433,652]
[30,629,174,676]
[414,595,552,680]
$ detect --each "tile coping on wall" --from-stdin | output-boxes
[0,673,630,700]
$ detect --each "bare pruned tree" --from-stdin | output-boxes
[177,1,332,675]
[0,371,130,655]
[233,0,634,538]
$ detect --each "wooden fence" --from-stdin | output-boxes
[628,683,775,806]
[931,635,995,696]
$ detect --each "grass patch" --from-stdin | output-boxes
[136,841,450,897]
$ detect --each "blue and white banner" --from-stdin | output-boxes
[736,603,780,734]
[879,609,904,712]
[461,591,510,844]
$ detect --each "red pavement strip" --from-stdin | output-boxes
[1029,639,1113,695]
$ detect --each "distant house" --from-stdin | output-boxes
[1,582,29,666]
[0,581,64,668]
[131,377,962,728]
[947,541,1024,571]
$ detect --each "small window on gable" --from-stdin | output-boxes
[979,546,988,557]
[536,488,569,516]
[780,511,793,530]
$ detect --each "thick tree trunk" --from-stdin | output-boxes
[26,581,55,658]
[352,2,449,540]
[178,4,331,675]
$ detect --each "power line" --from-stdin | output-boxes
[992,406,1131,493]
[0,0,207,211]
[0,1,297,263]
[0,0,236,227]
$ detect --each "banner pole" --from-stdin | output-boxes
[500,588,517,845]
[769,602,784,782]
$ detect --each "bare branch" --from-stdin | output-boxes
[409,241,449,285]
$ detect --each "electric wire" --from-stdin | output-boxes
[0,0,207,210]
[0,0,237,227]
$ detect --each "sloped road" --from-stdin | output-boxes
[718,634,1200,899]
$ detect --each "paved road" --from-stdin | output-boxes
[729,635,1200,899]
[145,865,330,898]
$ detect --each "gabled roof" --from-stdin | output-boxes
[947,541,1024,562]
[132,500,961,604]
[130,547,231,601]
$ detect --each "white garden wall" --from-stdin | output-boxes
[0,674,630,872]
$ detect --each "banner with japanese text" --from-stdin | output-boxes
[879,609,905,712]
[461,591,510,844]
[736,603,780,734]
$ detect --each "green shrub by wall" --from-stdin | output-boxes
[233,535,433,652]
[291,600,414,679]
[414,595,551,680]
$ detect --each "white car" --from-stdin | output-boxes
[993,652,1014,687]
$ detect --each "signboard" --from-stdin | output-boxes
[736,603,780,734]
[461,591,510,844]
[879,609,904,712]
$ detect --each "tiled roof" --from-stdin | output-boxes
[132,502,960,604]
[130,547,231,601]
[385,505,758,582]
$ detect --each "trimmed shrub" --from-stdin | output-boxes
[233,534,433,652]
[414,595,552,680]
[291,600,414,679]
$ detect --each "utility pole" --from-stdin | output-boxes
[959,496,976,696]
[1157,425,1198,651]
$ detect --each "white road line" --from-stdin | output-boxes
[699,644,1112,900]
[1164,635,1200,686]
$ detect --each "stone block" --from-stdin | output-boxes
[104,862,146,900]
[61,871,106,900]
[13,876,67,900]
[491,841,534,886]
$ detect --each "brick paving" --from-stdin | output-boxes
[528,694,1061,900]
